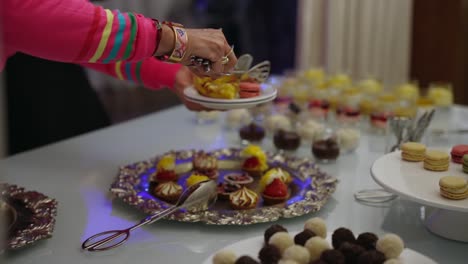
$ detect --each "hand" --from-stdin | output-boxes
[183,29,237,77]
[173,66,213,111]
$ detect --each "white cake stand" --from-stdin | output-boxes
[371,151,468,242]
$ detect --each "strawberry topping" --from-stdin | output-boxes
[264,178,288,197]
[243,157,260,169]
[156,171,177,182]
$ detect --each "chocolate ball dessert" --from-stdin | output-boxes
[312,138,340,161]
[273,129,301,151]
[239,123,265,143]
[320,249,346,264]
[258,244,281,264]
[356,232,378,250]
[264,224,288,243]
[356,250,386,264]
[332,227,356,249]
[339,242,365,264]
[235,256,260,264]
[294,229,316,246]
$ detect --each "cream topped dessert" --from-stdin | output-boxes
[229,186,258,210]
[154,181,182,203]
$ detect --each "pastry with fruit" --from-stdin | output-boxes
[151,154,178,183]
[261,178,289,205]
[192,151,219,180]
[153,181,182,203]
[240,145,268,177]
[186,173,210,188]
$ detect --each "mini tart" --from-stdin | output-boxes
[192,152,219,180]
[152,154,177,182]
[153,170,178,183]
[262,178,289,205]
[260,168,292,189]
[217,182,241,200]
[242,156,268,177]
[186,173,210,188]
[224,172,254,186]
[154,181,183,203]
[229,186,258,210]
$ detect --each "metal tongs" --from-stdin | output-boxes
[81,180,217,252]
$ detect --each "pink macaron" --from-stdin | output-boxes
[239,82,260,98]
[450,144,468,163]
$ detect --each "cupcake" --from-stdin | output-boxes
[153,181,183,203]
[262,178,289,205]
[186,173,210,188]
[229,186,258,210]
[192,151,219,180]
[273,130,301,151]
[240,145,269,177]
[151,154,178,183]
[239,123,266,143]
[217,182,241,200]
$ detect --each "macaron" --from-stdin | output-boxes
[439,176,468,200]
[401,142,426,162]
[463,154,468,174]
[450,144,468,164]
[424,150,449,171]
[239,82,261,98]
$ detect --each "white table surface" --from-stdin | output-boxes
[2,105,468,264]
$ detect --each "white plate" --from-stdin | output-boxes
[202,232,436,264]
[183,84,277,110]
[371,151,468,212]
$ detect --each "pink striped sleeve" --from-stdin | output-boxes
[3,0,157,64]
[82,58,182,90]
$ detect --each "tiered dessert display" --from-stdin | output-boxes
[110,145,337,225]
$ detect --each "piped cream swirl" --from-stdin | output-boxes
[230,187,258,207]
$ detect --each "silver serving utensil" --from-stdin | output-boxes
[234,54,253,72]
[81,180,218,252]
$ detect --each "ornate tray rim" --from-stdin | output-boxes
[1,183,58,250]
[110,148,338,225]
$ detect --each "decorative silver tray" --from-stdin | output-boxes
[0,183,58,250]
[110,148,338,225]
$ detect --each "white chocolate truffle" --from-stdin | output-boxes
[376,234,404,259]
[269,232,294,254]
[304,236,331,261]
[336,128,360,152]
[197,111,220,121]
[212,250,237,264]
[264,115,292,133]
[304,217,327,238]
[278,260,299,264]
[383,259,403,264]
[282,245,310,264]
[297,120,325,141]
[226,109,251,128]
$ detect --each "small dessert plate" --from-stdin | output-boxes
[183,84,277,110]
[202,232,437,264]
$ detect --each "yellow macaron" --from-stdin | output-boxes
[424,150,449,171]
[439,176,468,200]
[401,142,426,162]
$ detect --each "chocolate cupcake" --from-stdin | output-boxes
[320,249,345,264]
[240,123,266,143]
[264,224,288,243]
[273,129,301,151]
[332,227,356,249]
[356,250,386,264]
[356,232,378,250]
[294,229,316,246]
[312,138,340,161]
[258,244,281,264]
[235,256,260,264]
[339,242,365,264]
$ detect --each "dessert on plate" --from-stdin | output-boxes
[262,178,289,205]
[261,167,292,186]
[240,145,268,177]
[239,123,265,143]
[217,182,241,200]
[438,176,468,200]
[423,150,449,171]
[153,181,183,203]
[151,154,178,183]
[224,172,254,186]
[312,138,340,162]
[450,144,468,164]
[229,186,258,210]
[273,130,301,151]
[401,142,426,162]
[193,74,264,100]
[192,151,219,180]
[186,173,210,187]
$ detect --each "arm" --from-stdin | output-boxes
[3,0,174,64]
[82,58,182,90]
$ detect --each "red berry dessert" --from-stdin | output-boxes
[262,178,289,205]
[151,154,178,183]
[192,151,219,179]
[450,144,468,164]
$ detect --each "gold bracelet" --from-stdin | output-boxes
[156,22,188,63]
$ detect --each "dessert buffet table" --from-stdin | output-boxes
[2,105,468,264]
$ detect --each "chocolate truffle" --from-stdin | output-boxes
[294,229,316,246]
[339,242,365,264]
[332,227,356,249]
[258,244,281,264]
[274,130,301,151]
[235,256,260,264]
[356,250,386,264]
[240,123,266,142]
[376,234,404,259]
[269,232,294,254]
[356,232,378,250]
[264,224,288,243]
[213,250,237,264]
[320,249,345,264]
[283,245,310,264]
[304,217,327,238]
[312,138,340,161]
